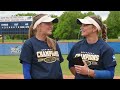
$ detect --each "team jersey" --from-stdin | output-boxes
[67,39,116,79]
[19,36,64,79]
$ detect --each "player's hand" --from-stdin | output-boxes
[74,60,89,75]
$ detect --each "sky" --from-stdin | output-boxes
[0,11,110,21]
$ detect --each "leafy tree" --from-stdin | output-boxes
[53,11,95,39]
[106,11,120,38]
[50,14,58,39]
[15,13,36,16]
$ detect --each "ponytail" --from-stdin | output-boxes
[90,16,108,42]
[101,24,107,42]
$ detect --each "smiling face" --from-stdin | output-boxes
[37,22,53,36]
[80,24,98,37]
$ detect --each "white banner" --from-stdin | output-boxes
[0,16,32,22]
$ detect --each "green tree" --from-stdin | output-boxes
[15,13,36,16]
[53,11,95,40]
[53,11,83,39]
[50,14,58,39]
[106,11,120,38]
[83,11,95,17]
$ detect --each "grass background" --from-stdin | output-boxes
[0,54,119,76]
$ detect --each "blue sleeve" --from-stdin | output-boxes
[19,42,33,64]
[94,47,116,79]
[22,62,31,79]
[94,66,115,79]
[56,43,64,63]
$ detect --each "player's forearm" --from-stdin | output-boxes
[87,69,95,78]
[22,62,31,79]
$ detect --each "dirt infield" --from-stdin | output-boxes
[0,74,120,79]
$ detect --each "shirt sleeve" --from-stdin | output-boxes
[56,43,64,63]
[19,42,33,64]
[102,47,117,69]
[67,47,75,68]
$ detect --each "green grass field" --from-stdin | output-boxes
[0,54,119,76]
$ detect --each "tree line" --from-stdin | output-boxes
[6,11,120,40]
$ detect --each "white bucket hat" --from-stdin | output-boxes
[33,15,58,29]
[77,16,101,31]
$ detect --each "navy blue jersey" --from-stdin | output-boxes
[67,39,116,79]
[19,36,64,79]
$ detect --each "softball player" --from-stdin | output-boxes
[19,14,64,79]
[67,15,117,79]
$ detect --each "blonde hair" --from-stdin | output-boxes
[28,14,57,51]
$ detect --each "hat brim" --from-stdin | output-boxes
[76,18,92,25]
[52,18,58,23]
[42,18,58,23]
[76,19,82,24]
